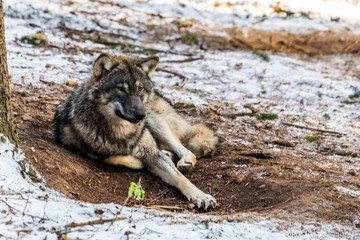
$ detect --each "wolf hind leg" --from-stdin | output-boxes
[104,155,145,169]
[146,112,196,172]
[183,123,218,158]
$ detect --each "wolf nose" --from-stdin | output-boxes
[135,112,146,121]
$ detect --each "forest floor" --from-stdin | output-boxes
[3,0,360,239]
[12,67,360,227]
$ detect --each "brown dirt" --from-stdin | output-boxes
[144,16,360,55]
[226,27,360,55]
[54,14,360,58]
[11,82,360,226]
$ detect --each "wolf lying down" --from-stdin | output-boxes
[54,54,218,210]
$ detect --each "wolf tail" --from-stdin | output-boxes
[183,123,218,158]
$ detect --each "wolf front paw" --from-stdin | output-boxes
[177,152,196,172]
[177,159,194,172]
[192,193,217,210]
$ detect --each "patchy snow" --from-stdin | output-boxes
[145,0,360,24]
[2,0,360,239]
[0,135,356,239]
[0,135,28,191]
[336,186,360,199]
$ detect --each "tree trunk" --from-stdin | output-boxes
[0,0,21,146]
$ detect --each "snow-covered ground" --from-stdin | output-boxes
[1,0,360,239]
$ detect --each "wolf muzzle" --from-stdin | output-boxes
[114,96,146,123]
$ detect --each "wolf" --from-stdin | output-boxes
[54,53,218,210]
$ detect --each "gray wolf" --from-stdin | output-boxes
[54,54,218,210]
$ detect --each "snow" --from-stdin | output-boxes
[146,0,360,25]
[1,0,360,239]
[336,186,360,199]
[2,134,349,239]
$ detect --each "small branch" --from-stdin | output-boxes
[22,193,30,216]
[148,190,171,204]
[282,122,344,135]
[145,205,186,211]
[265,139,295,147]
[204,102,255,119]
[42,200,48,220]
[343,40,360,52]
[163,56,204,63]
[0,193,24,197]
[0,199,49,220]
[65,217,126,229]
[105,212,119,231]
[220,112,255,119]
[156,67,188,88]
[58,26,196,56]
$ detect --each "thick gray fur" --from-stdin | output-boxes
[54,54,219,210]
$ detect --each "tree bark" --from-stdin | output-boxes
[0,0,21,146]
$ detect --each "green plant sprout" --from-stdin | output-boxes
[124,178,145,206]
[128,179,145,201]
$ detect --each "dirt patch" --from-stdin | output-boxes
[53,15,360,58]
[226,27,360,55]
[11,82,360,225]
[144,16,360,55]
[170,22,360,55]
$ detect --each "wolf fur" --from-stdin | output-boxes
[54,53,218,210]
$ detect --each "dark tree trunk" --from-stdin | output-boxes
[0,0,20,146]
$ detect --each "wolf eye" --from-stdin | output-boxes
[138,86,144,92]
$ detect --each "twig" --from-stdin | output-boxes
[154,189,171,200]
[343,40,360,52]
[38,96,61,101]
[58,26,196,56]
[106,212,119,231]
[145,205,186,211]
[47,44,101,54]
[163,56,204,63]
[220,112,255,119]
[156,67,188,88]
[15,230,32,235]
[282,122,344,135]
[156,67,187,80]
[0,199,49,220]
[205,102,255,119]
[265,139,295,147]
[22,193,30,216]
[147,189,171,204]
[42,200,48,220]
[65,217,126,229]
[0,193,24,197]
[39,79,55,85]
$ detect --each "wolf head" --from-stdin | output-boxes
[88,53,159,124]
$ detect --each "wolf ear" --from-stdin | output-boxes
[93,53,116,80]
[138,56,159,78]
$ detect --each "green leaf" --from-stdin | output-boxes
[128,182,136,197]
[127,180,145,201]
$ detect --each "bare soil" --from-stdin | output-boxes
[11,82,360,227]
